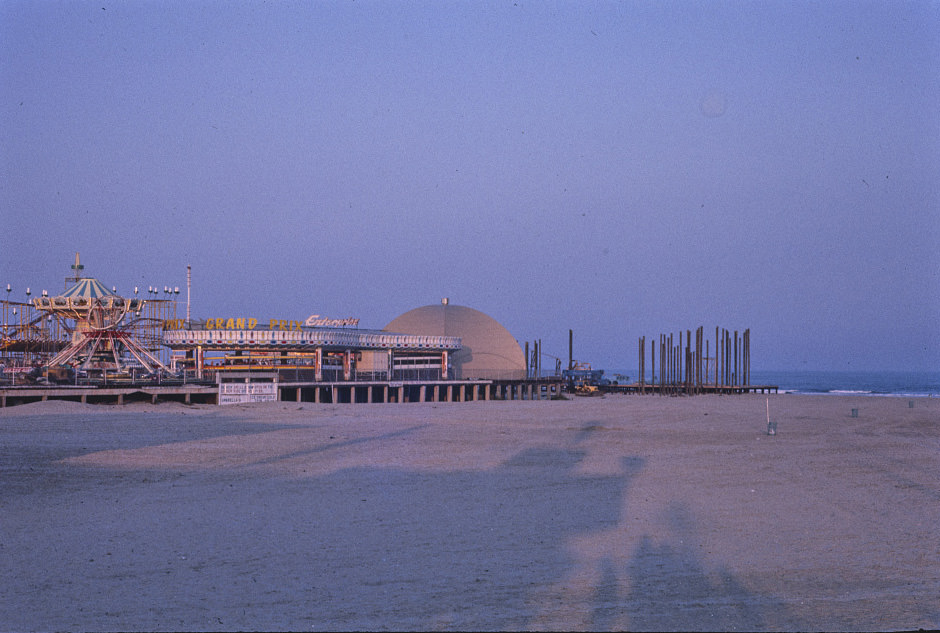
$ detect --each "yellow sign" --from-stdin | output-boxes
[163,316,359,331]
[163,318,298,331]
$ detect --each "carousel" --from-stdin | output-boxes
[30,256,169,376]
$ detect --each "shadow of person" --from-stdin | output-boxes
[259,447,645,629]
[620,503,799,631]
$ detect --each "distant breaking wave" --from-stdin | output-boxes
[610,369,940,397]
[749,371,940,398]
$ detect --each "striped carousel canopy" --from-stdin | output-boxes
[60,278,116,300]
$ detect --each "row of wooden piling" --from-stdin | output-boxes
[637,327,751,395]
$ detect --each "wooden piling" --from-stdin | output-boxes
[639,336,645,393]
[732,330,738,388]
[568,329,573,370]
[650,338,655,396]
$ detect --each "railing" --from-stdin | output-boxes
[162,328,462,351]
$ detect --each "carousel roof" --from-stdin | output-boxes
[60,278,116,300]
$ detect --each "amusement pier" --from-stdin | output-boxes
[1,255,776,408]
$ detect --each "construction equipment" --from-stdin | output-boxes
[563,361,606,396]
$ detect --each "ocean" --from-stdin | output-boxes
[606,369,940,397]
[748,370,940,397]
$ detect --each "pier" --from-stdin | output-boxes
[601,382,778,395]
[0,376,567,408]
[0,384,218,408]
[633,326,776,395]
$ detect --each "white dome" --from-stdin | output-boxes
[385,303,525,380]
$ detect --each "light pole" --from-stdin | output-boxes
[10,306,16,385]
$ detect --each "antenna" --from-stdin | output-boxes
[186,265,191,326]
[68,252,85,287]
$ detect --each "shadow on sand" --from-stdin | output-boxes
[602,502,800,631]
[4,418,803,631]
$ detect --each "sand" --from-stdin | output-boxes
[1,394,938,632]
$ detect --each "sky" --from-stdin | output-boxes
[2,0,938,372]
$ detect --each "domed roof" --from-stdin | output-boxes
[385,302,525,380]
[61,278,115,300]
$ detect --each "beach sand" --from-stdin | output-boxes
[1,394,938,631]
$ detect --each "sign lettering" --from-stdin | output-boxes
[304,314,360,327]
[163,315,358,331]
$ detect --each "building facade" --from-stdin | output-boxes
[162,316,461,382]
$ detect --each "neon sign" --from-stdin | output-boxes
[304,314,360,327]
[162,315,360,331]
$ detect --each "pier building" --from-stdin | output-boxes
[161,313,461,383]
[384,298,527,380]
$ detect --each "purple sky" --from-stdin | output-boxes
[2,1,938,371]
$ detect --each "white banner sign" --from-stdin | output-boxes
[218,381,277,405]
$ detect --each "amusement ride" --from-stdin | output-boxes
[1,254,176,381]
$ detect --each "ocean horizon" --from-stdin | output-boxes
[602,369,940,398]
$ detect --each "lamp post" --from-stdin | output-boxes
[10,306,16,385]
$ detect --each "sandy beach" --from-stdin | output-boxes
[1,394,938,631]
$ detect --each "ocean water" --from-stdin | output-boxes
[606,369,940,397]
[748,370,940,397]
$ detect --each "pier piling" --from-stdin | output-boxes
[632,326,767,395]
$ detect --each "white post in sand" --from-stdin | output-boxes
[766,397,776,435]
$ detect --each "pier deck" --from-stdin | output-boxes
[604,383,778,395]
[0,378,567,408]
[0,379,776,408]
